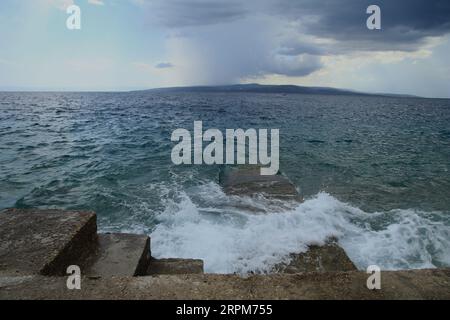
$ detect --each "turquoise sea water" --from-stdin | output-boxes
[1,92,449,273]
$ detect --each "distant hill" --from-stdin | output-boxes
[139,83,419,98]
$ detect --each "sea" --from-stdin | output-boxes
[1,91,449,273]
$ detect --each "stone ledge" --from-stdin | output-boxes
[0,269,449,300]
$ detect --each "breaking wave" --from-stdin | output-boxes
[149,182,450,274]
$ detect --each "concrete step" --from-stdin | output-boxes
[147,258,204,275]
[84,233,151,277]
[0,208,97,276]
[220,165,302,201]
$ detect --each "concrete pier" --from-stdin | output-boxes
[0,209,450,300]
[0,208,449,299]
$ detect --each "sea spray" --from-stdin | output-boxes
[149,183,450,274]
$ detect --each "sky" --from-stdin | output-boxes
[0,0,449,97]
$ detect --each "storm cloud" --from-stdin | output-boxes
[146,0,248,27]
[134,0,450,84]
[275,0,450,52]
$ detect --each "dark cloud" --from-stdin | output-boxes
[276,0,450,51]
[150,0,248,27]
[138,0,450,82]
[146,0,450,50]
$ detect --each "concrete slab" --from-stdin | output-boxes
[0,209,97,276]
[220,166,302,201]
[1,269,449,300]
[84,233,151,277]
[147,258,204,275]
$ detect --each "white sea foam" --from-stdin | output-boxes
[149,183,450,274]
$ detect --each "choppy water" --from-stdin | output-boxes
[1,92,449,273]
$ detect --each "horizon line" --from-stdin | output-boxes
[0,84,448,99]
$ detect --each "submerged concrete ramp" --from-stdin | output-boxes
[219,166,356,273]
[220,165,302,201]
